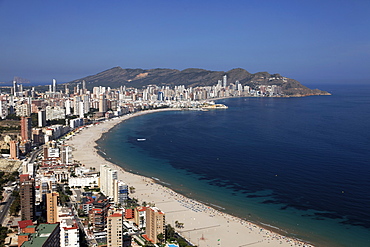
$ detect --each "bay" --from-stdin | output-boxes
[97,84,370,247]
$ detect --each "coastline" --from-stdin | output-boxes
[66,109,314,247]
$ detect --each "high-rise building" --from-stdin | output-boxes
[65,84,69,95]
[52,78,57,93]
[32,128,44,146]
[114,181,128,206]
[145,207,165,243]
[60,145,72,165]
[134,207,147,229]
[60,217,79,247]
[16,103,31,117]
[9,140,19,160]
[73,96,81,116]
[46,192,59,224]
[157,91,164,101]
[107,213,123,247]
[82,94,90,114]
[100,165,118,199]
[38,110,46,127]
[65,99,71,115]
[20,179,36,221]
[12,80,17,96]
[82,80,86,94]
[223,74,227,88]
[99,94,107,113]
[89,199,109,232]
[21,117,32,141]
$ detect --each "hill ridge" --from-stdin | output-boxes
[67,67,330,96]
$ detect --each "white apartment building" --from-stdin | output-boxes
[114,181,128,206]
[100,164,118,199]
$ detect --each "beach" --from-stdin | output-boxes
[66,109,314,247]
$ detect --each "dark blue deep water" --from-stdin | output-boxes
[97,84,370,247]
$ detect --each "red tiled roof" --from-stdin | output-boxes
[137,206,147,212]
[142,234,154,243]
[18,220,33,229]
[109,213,122,218]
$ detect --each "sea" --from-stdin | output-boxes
[97,84,370,247]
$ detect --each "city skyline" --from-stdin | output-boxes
[1,0,370,85]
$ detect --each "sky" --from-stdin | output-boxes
[0,0,369,85]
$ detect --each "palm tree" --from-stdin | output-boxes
[129,186,135,193]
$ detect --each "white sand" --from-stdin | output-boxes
[66,109,314,247]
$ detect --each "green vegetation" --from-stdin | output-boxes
[0,226,12,247]
[125,197,139,208]
[9,191,20,216]
[0,149,10,154]
[64,186,73,195]
[57,184,70,206]
[30,113,38,127]
[83,186,100,192]
[0,171,19,201]
[157,233,164,244]
[0,125,20,132]
[47,119,66,125]
[5,114,20,121]
[165,224,193,247]
[129,186,135,193]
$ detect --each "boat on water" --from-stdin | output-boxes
[137,138,146,141]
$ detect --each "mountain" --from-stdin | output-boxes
[66,67,330,96]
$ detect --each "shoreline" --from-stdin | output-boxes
[66,108,314,247]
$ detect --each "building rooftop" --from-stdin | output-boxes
[109,213,122,218]
[18,220,33,229]
[21,223,59,247]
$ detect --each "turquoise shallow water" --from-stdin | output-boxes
[97,84,370,247]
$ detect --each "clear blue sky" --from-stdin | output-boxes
[1,0,369,85]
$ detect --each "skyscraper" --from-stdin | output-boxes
[65,84,69,95]
[145,207,165,243]
[100,165,117,199]
[223,75,227,88]
[52,79,57,93]
[99,94,107,113]
[114,181,128,206]
[38,110,46,127]
[73,96,81,116]
[21,117,32,142]
[13,80,17,96]
[20,178,36,221]
[107,213,123,247]
[46,192,59,224]
[9,140,19,160]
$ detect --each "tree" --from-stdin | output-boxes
[125,197,139,208]
[9,193,20,216]
[165,224,175,241]
[129,186,135,193]
[0,226,10,246]
[157,233,164,244]
[77,209,85,217]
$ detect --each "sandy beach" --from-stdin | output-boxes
[66,109,313,247]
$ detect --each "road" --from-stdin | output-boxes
[0,191,15,225]
[0,148,41,226]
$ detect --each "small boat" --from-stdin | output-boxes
[137,138,146,141]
